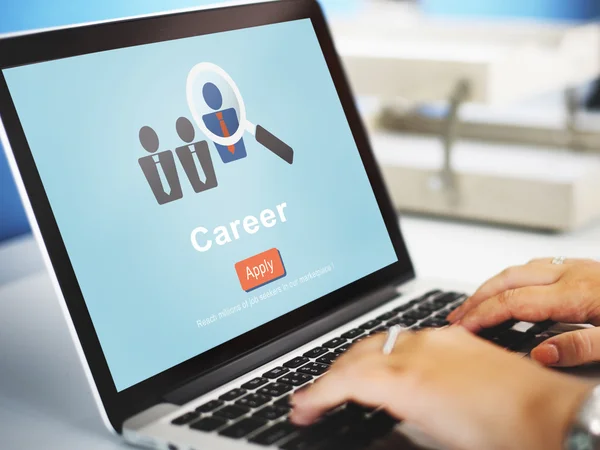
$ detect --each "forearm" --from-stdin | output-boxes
[526,375,592,450]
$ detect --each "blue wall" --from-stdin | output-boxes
[421,0,600,20]
[0,0,351,243]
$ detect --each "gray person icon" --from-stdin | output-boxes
[138,126,183,205]
[175,117,218,193]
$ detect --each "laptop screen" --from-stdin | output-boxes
[3,18,398,391]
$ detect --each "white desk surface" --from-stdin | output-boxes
[2,214,600,448]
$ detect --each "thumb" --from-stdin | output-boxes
[531,327,600,367]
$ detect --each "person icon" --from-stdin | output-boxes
[174,117,218,194]
[138,126,183,205]
[201,82,247,164]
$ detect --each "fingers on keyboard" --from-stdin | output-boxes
[179,289,469,447]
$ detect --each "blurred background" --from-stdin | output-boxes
[3,0,600,241]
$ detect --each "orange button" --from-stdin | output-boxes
[235,248,286,292]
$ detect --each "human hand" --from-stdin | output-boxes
[448,258,600,366]
[290,328,590,450]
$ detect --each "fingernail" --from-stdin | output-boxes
[451,320,461,327]
[533,344,560,365]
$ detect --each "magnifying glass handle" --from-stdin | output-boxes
[255,125,294,165]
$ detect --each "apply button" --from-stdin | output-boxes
[235,248,287,292]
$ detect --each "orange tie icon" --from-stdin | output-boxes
[216,112,236,154]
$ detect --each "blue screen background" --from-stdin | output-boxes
[0,0,357,243]
[3,19,397,390]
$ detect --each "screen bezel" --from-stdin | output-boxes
[0,0,415,431]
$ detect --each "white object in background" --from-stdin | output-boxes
[332,2,600,231]
[331,2,600,105]
[373,132,600,231]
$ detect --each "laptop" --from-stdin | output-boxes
[0,1,555,449]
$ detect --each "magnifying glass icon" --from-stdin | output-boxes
[186,62,294,165]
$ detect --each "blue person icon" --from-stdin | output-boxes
[201,82,247,163]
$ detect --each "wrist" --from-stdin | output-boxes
[528,375,593,450]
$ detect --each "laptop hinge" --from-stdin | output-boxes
[163,281,405,406]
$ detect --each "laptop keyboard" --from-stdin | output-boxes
[169,289,552,449]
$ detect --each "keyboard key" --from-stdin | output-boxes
[494,329,530,351]
[263,367,290,379]
[303,347,328,358]
[431,300,448,309]
[196,399,224,413]
[416,303,439,314]
[325,406,395,447]
[326,405,368,428]
[219,417,268,439]
[254,405,290,421]
[433,311,450,320]
[376,311,397,321]
[447,292,467,301]
[387,317,415,327]
[430,292,458,305]
[334,345,351,354]
[219,388,247,402]
[279,419,335,450]
[322,337,346,349]
[241,377,269,390]
[421,318,449,328]
[297,362,329,376]
[281,408,361,450]
[479,321,517,342]
[358,320,381,330]
[279,372,313,387]
[249,420,299,446]
[275,394,291,407]
[213,404,250,420]
[258,382,293,397]
[190,416,227,432]
[430,293,456,306]
[399,317,417,326]
[446,303,461,312]
[284,357,310,369]
[236,393,272,409]
[369,327,387,335]
[392,302,413,313]
[345,401,376,414]
[171,411,199,425]
[341,328,364,340]
[418,290,442,301]
[386,317,402,326]
[366,409,399,435]
[317,352,339,365]
[329,417,384,448]
[512,322,536,333]
[404,309,431,320]
[527,320,554,336]
[333,429,372,449]
[280,435,319,450]
[450,298,467,308]
[431,298,450,309]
